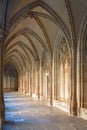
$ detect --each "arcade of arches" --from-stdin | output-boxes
[0,0,87,128]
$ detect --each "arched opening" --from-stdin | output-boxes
[53,36,71,112]
[3,63,18,92]
[41,53,50,100]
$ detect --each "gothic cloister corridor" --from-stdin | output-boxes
[0,0,87,129]
[3,92,87,130]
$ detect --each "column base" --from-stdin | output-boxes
[50,99,53,105]
[77,107,80,116]
[70,101,77,116]
[38,95,40,100]
[0,117,5,130]
[1,103,5,125]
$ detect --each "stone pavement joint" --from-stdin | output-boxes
[2,92,87,130]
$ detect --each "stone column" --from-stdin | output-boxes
[41,69,43,98]
[0,29,8,129]
[33,60,41,100]
[83,41,87,108]
[30,66,32,96]
[21,74,24,94]
[70,49,77,116]
[32,64,35,95]
[60,61,65,100]
[27,68,29,94]
[3,75,6,90]
[37,60,42,100]
[28,68,31,95]
[77,50,81,114]
[43,70,47,100]
[39,60,42,99]
[23,73,27,94]
[50,57,54,105]
[10,76,14,90]
[25,70,29,94]
[0,44,5,128]
[65,60,69,100]
[31,65,33,96]
[34,67,37,96]
[22,74,24,94]
[18,74,22,93]
[42,72,45,99]
[54,61,57,100]
[56,59,60,100]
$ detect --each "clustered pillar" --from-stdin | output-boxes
[0,43,5,129]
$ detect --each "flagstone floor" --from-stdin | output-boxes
[2,92,87,130]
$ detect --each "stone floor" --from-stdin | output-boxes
[3,92,87,130]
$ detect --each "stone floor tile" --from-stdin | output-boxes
[2,92,87,130]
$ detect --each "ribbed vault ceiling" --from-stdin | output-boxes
[1,0,87,75]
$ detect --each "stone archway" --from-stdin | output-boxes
[3,64,18,92]
[53,37,71,112]
[77,13,87,118]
